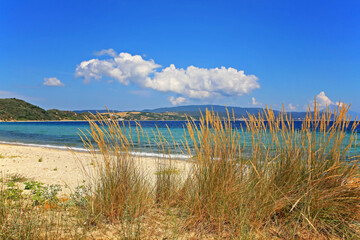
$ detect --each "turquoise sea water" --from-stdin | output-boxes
[0,121,192,157]
[0,121,359,158]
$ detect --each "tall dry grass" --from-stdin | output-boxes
[80,114,152,225]
[80,101,360,239]
[180,102,360,238]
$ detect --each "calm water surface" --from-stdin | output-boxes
[0,121,359,157]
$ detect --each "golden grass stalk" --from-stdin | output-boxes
[180,101,360,238]
[80,113,152,225]
[79,101,360,238]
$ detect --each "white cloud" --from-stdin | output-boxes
[75,51,160,84]
[146,64,259,99]
[288,103,297,111]
[306,91,340,110]
[169,96,186,105]
[251,97,261,106]
[316,91,334,107]
[94,48,117,57]
[335,101,344,107]
[75,50,260,104]
[43,77,65,87]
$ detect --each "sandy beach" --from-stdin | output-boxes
[0,143,189,195]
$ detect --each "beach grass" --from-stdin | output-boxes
[8,173,28,183]
[74,100,360,239]
[1,100,359,239]
[178,103,360,238]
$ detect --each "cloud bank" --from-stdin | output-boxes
[43,77,65,87]
[75,49,260,104]
[169,96,186,105]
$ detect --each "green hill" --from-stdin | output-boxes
[4,98,356,122]
[144,105,279,119]
[0,98,90,121]
[0,98,187,121]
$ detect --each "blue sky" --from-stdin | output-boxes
[1,0,359,112]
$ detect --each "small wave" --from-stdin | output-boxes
[0,141,88,152]
[0,140,191,159]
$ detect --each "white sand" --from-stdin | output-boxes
[0,143,190,195]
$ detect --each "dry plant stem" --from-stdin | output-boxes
[181,101,360,238]
[77,100,360,239]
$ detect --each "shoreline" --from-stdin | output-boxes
[0,143,190,195]
[0,119,196,122]
[0,120,90,123]
[0,140,191,160]
[0,141,88,153]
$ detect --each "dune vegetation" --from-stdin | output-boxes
[1,101,359,239]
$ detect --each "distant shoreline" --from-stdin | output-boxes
[0,119,89,123]
[0,119,195,122]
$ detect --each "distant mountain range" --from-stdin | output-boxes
[143,105,268,118]
[143,105,308,120]
[73,109,122,114]
[74,105,310,120]
[76,104,360,120]
[2,98,358,121]
[75,105,270,118]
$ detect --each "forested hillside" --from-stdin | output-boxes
[0,98,90,121]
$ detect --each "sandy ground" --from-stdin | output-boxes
[0,143,190,195]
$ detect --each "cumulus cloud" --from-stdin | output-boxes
[315,91,334,107]
[335,101,344,107]
[75,51,160,84]
[146,64,259,99]
[43,77,65,87]
[306,91,342,110]
[288,103,297,111]
[251,97,261,106]
[75,50,260,104]
[94,48,117,57]
[169,96,186,105]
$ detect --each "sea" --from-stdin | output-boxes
[0,121,359,158]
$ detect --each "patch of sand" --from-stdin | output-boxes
[0,143,190,195]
